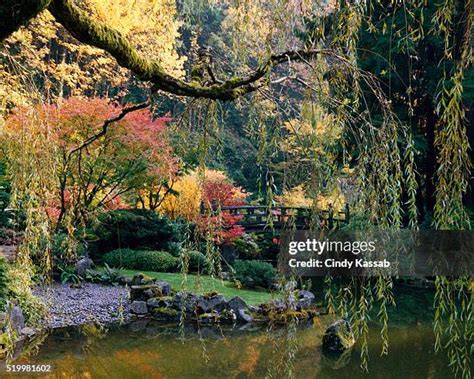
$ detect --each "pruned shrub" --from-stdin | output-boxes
[232,260,276,289]
[87,209,190,260]
[103,249,179,273]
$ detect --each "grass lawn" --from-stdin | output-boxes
[117,269,278,305]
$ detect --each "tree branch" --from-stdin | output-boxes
[2,0,328,101]
[68,100,150,158]
[47,0,325,101]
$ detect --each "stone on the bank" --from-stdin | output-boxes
[226,296,252,323]
[152,307,179,321]
[130,301,148,315]
[172,292,199,314]
[131,274,154,286]
[297,290,315,309]
[195,296,211,313]
[236,309,253,323]
[227,296,248,312]
[9,306,25,334]
[207,294,227,312]
[322,320,355,354]
[130,284,158,301]
[155,280,171,296]
[147,297,172,309]
[75,257,94,277]
[20,326,36,338]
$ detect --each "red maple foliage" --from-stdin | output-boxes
[5,97,178,226]
[197,178,247,245]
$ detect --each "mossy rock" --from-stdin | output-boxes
[202,291,219,299]
[267,309,313,324]
[322,320,355,355]
[152,307,179,320]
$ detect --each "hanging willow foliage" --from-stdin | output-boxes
[0,0,471,376]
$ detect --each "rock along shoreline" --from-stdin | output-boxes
[3,274,321,338]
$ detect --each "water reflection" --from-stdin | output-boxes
[1,317,458,379]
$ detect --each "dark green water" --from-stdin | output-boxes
[1,317,460,379]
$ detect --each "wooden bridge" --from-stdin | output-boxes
[215,204,350,231]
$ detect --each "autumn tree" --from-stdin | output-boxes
[2,97,178,229]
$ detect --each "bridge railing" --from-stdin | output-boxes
[205,204,350,230]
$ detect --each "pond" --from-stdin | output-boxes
[2,317,457,379]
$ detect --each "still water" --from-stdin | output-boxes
[2,317,459,379]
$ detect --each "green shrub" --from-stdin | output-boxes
[232,233,261,259]
[60,267,82,285]
[87,209,190,260]
[233,260,276,289]
[103,249,179,273]
[0,257,9,311]
[166,241,184,257]
[85,263,122,285]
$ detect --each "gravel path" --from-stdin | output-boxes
[33,283,131,329]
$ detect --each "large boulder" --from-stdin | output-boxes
[147,297,172,310]
[130,285,159,301]
[130,301,148,315]
[227,296,248,312]
[155,280,172,296]
[195,296,211,314]
[236,309,253,323]
[131,274,154,286]
[297,290,316,309]
[207,294,227,312]
[194,293,227,314]
[227,296,253,323]
[75,257,94,277]
[172,292,199,314]
[322,320,355,355]
[131,280,172,301]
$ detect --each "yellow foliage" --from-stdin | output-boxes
[282,105,342,157]
[159,173,201,221]
[275,185,312,208]
[85,0,186,78]
[316,187,345,212]
[0,0,185,112]
[276,185,346,212]
[158,169,248,221]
